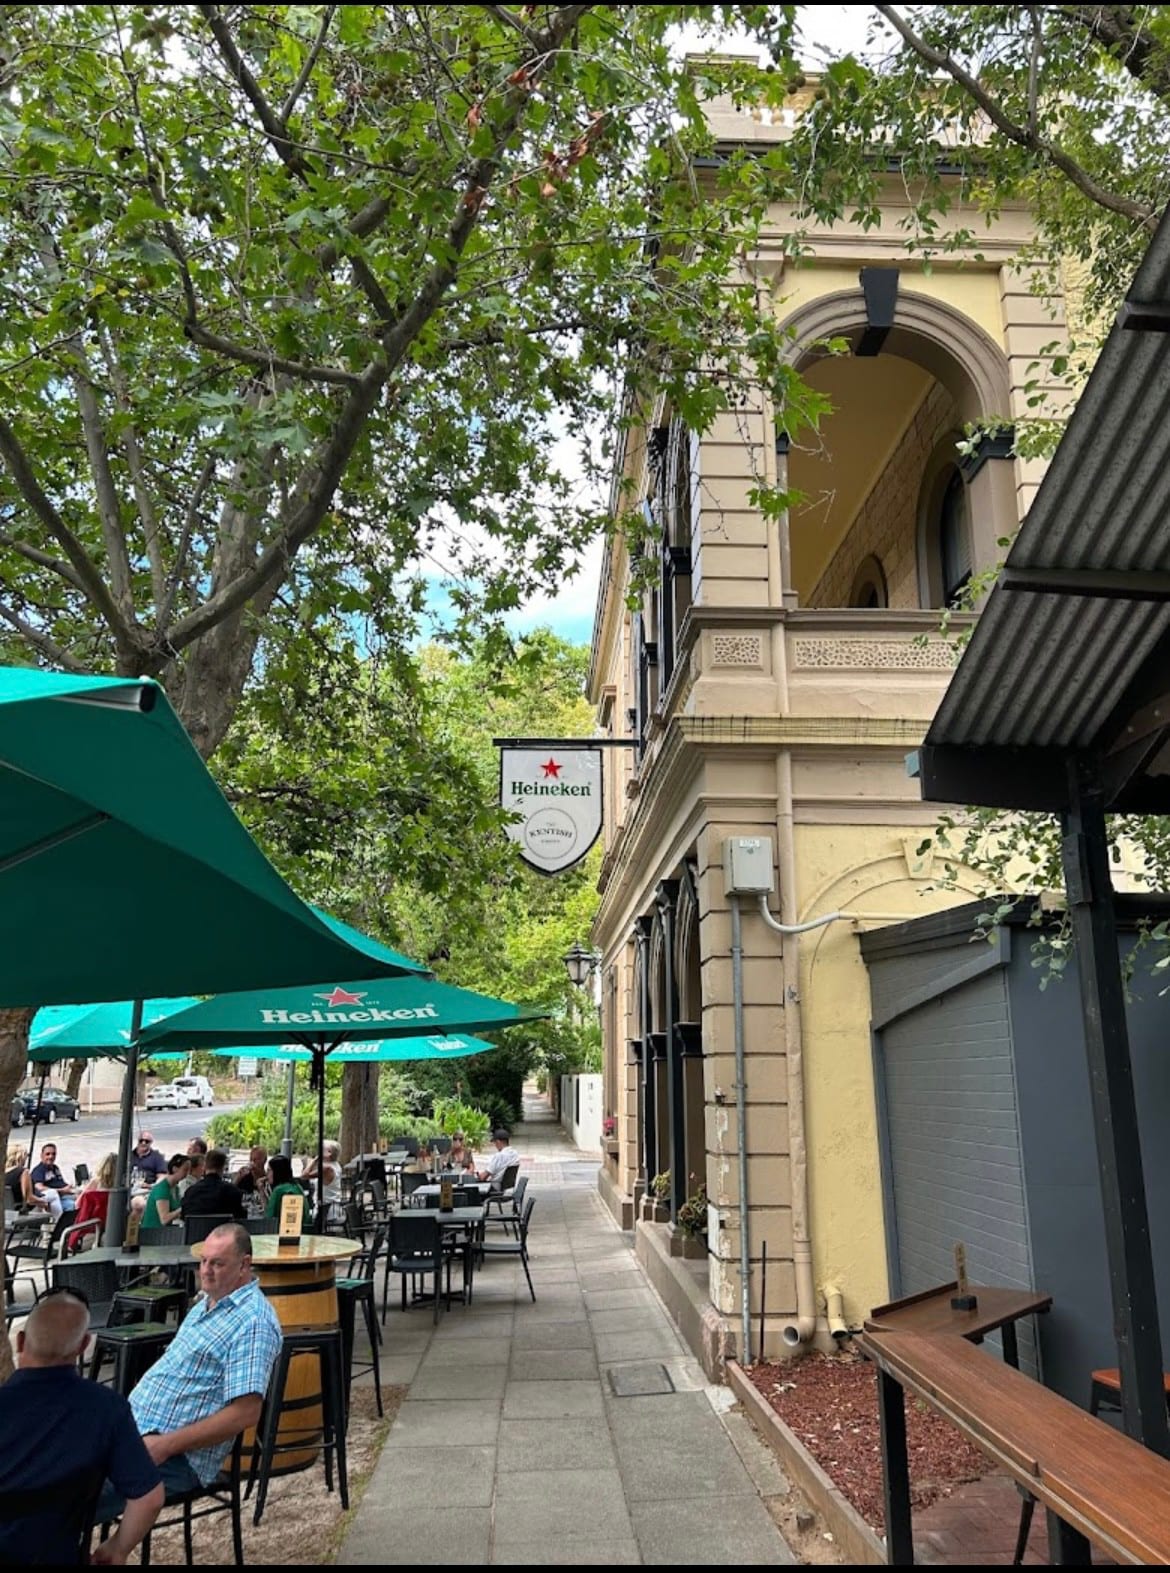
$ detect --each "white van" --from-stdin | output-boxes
[172,1074,215,1108]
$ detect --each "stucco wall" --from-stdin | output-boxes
[793,822,985,1328]
[559,1072,603,1153]
[807,382,960,610]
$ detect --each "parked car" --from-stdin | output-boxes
[171,1075,214,1108]
[18,1086,80,1123]
[9,1096,25,1129]
[145,1083,189,1111]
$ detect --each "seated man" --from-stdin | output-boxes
[123,1222,282,1502]
[180,1148,245,1221]
[477,1128,522,1187]
[234,1145,269,1210]
[29,1141,77,1218]
[0,1289,163,1566]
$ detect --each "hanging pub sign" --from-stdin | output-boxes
[498,745,604,875]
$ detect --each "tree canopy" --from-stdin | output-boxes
[0,2,809,754]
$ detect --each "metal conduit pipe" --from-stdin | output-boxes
[730,892,752,1365]
[824,1283,849,1342]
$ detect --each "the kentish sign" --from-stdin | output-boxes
[499,746,603,875]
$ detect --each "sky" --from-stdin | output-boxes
[425,6,877,652]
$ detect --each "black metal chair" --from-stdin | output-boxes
[432,1136,452,1156]
[381,1212,444,1323]
[479,1194,537,1301]
[7,1209,74,1293]
[485,1163,520,1223]
[137,1432,245,1566]
[247,1331,348,1526]
[138,1225,183,1247]
[399,1172,427,1206]
[183,1214,233,1245]
[244,1217,278,1236]
[337,1223,386,1418]
[1,1465,103,1566]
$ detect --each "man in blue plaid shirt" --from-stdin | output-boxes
[128,1220,282,1493]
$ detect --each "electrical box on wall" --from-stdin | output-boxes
[723,836,775,895]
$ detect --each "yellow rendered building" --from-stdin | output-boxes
[588,91,1071,1374]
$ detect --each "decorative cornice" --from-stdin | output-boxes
[677,715,930,747]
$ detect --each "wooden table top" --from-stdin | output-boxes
[860,1330,1170,1565]
[193,1233,358,1266]
[394,1204,486,1226]
[52,1245,195,1269]
[865,1282,1052,1341]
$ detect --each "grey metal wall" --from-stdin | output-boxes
[873,944,1039,1376]
[864,902,1170,1407]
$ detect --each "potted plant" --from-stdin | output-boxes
[674,1180,709,1259]
[602,1115,619,1156]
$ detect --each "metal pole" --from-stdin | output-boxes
[759,1241,767,1365]
[281,1061,296,1159]
[731,894,752,1366]
[1061,759,1169,1456]
[315,1045,326,1230]
[105,998,143,1248]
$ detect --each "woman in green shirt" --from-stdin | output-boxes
[142,1153,189,1229]
[265,1154,307,1227]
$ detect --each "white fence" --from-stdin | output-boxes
[559,1073,602,1153]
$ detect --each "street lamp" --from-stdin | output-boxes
[562,941,599,989]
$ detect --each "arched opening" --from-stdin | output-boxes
[776,289,1014,608]
[675,871,705,1207]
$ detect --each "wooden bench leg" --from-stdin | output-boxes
[876,1368,914,1565]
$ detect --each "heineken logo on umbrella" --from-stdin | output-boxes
[315,986,367,1007]
[261,990,440,1026]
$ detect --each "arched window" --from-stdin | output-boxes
[939,468,972,607]
[849,556,888,609]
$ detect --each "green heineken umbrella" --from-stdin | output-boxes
[0,667,426,1005]
[141,978,543,1215]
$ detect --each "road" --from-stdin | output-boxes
[14,1101,249,1176]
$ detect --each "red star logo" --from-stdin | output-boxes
[541,757,562,779]
[315,986,366,1007]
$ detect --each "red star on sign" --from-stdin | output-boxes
[315,987,366,1007]
[541,757,562,778]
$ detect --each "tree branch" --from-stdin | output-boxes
[68,359,136,621]
[0,411,135,646]
[1059,5,1170,106]
[876,4,1159,228]
[0,530,84,590]
[0,598,88,672]
[157,454,215,634]
[480,5,541,49]
[197,4,310,176]
[279,3,337,125]
[183,320,362,387]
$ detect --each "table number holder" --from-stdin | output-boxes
[278,1191,304,1246]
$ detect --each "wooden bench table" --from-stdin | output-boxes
[860,1329,1170,1566]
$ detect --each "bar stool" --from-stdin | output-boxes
[114,1280,188,1325]
[246,1329,349,1525]
[1089,1367,1170,1416]
[337,1224,385,1419]
[90,1323,176,1394]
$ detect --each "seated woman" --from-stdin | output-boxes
[265,1155,307,1229]
[447,1133,477,1173]
[141,1153,189,1229]
[3,1144,40,1213]
[74,1150,119,1233]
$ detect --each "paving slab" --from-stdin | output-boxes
[364,1444,497,1508]
[509,1346,599,1381]
[340,1505,492,1565]
[493,1467,634,1544]
[418,1335,512,1368]
[408,1362,508,1401]
[496,1417,620,1473]
[594,1328,687,1363]
[630,1495,796,1565]
[493,1540,642,1564]
[384,1398,501,1448]
[502,1378,605,1419]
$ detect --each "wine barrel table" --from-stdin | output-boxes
[193,1232,357,1474]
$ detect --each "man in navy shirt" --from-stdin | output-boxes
[0,1290,163,1565]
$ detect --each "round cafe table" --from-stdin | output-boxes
[193,1232,357,1473]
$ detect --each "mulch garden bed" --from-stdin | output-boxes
[745,1349,990,1532]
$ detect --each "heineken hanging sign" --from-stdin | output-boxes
[500,747,603,875]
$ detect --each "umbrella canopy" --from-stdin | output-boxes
[138,976,543,1051]
[0,667,427,1005]
[141,977,543,1219]
[29,997,201,1059]
[211,1033,496,1062]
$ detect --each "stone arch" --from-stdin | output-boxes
[849,554,888,609]
[776,287,1012,427]
[777,287,1017,595]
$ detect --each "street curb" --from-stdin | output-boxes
[726,1359,886,1566]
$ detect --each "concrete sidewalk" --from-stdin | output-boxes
[338,1098,796,1566]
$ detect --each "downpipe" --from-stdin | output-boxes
[730,893,752,1365]
[824,1283,849,1342]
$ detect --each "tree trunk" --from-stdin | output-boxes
[0,1007,34,1381]
[65,1058,87,1101]
[339,1062,379,1161]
